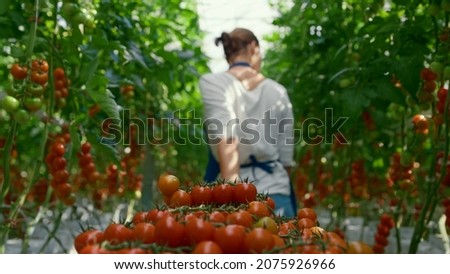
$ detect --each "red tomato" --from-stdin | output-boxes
[10,63,28,80]
[185,217,215,244]
[213,224,246,254]
[247,201,270,218]
[212,183,234,205]
[192,241,223,254]
[146,209,168,223]
[132,223,156,244]
[191,185,213,205]
[103,224,132,245]
[155,215,185,247]
[233,182,257,204]
[208,211,226,224]
[74,230,104,253]
[225,210,253,228]
[244,228,275,253]
[53,67,65,79]
[169,189,192,207]
[132,211,148,224]
[297,217,316,230]
[297,208,317,223]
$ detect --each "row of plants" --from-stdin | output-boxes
[0,0,209,253]
[264,0,450,253]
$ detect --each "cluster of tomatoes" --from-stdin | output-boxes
[412,114,429,135]
[53,67,69,109]
[73,174,375,254]
[386,152,416,191]
[418,68,438,105]
[157,174,259,208]
[45,133,73,205]
[77,142,100,184]
[348,160,368,199]
[372,213,395,254]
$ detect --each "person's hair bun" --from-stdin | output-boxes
[215,32,231,47]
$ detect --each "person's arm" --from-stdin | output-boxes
[217,137,240,181]
[199,74,240,181]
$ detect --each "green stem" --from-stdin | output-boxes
[38,204,64,254]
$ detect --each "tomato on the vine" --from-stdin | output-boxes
[185,217,215,244]
[31,59,49,72]
[233,182,257,204]
[1,95,20,113]
[103,223,132,245]
[191,185,213,205]
[169,189,192,207]
[132,223,156,244]
[154,215,185,247]
[74,229,104,253]
[212,183,234,205]
[10,63,28,80]
[213,224,246,254]
[53,67,65,79]
[244,228,275,253]
[296,207,317,222]
[30,70,48,85]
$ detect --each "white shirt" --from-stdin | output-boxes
[199,72,294,195]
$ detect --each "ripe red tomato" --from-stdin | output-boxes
[233,182,257,204]
[30,70,49,85]
[213,224,246,253]
[74,229,104,253]
[380,213,394,229]
[191,185,213,205]
[146,209,168,223]
[265,196,276,210]
[185,217,215,244]
[53,67,65,79]
[31,59,49,72]
[297,217,316,230]
[297,207,317,222]
[55,183,72,199]
[208,211,226,223]
[81,142,91,154]
[155,215,185,247]
[247,201,270,218]
[132,211,148,224]
[192,241,223,254]
[103,224,132,245]
[244,228,275,253]
[132,223,156,244]
[225,210,253,228]
[169,189,192,207]
[157,174,180,196]
[10,63,28,80]
[212,183,234,205]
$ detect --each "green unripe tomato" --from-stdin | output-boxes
[14,109,29,124]
[1,95,20,113]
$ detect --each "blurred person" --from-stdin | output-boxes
[199,28,297,217]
